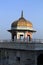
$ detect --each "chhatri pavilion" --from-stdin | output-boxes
[8,11,36,41]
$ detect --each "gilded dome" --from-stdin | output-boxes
[11,11,32,28]
[11,18,32,28]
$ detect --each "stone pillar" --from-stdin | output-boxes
[12,34,14,41]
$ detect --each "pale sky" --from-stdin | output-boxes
[0,0,43,40]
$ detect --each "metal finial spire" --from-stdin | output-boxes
[21,11,23,18]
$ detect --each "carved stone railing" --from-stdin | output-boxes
[0,39,43,50]
[0,39,43,43]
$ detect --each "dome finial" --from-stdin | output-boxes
[21,10,23,18]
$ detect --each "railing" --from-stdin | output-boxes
[0,39,43,43]
[0,39,43,50]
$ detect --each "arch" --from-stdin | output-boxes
[37,54,43,65]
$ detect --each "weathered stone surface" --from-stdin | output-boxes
[0,42,43,65]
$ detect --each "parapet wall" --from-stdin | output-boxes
[0,41,43,50]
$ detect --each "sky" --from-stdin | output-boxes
[0,0,43,40]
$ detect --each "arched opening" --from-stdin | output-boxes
[27,35,30,41]
[37,54,43,65]
[20,35,24,40]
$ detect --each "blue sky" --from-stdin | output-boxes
[0,0,43,40]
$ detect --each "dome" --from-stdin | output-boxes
[11,11,32,28]
[11,18,32,28]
